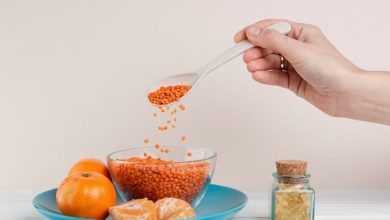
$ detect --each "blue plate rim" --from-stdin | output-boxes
[33,184,248,220]
[33,190,97,220]
[33,200,93,220]
[194,184,248,220]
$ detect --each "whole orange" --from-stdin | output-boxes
[56,172,116,219]
[68,158,111,180]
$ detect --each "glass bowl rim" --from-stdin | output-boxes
[107,146,217,164]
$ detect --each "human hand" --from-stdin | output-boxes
[234,19,362,117]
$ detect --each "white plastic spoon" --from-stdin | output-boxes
[147,22,292,106]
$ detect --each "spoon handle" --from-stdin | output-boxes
[195,22,292,76]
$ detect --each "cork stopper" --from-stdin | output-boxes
[276,160,307,176]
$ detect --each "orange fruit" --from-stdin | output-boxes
[56,172,116,219]
[109,199,157,220]
[155,198,196,220]
[68,158,111,180]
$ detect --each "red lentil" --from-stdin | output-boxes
[179,104,186,111]
[109,157,210,203]
[148,85,192,106]
[158,125,168,131]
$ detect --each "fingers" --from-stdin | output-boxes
[234,19,281,42]
[243,47,273,63]
[235,19,311,64]
[234,29,247,43]
[234,19,298,42]
[245,25,307,63]
[252,69,289,88]
[248,53,289,89]
[246,54,281,72]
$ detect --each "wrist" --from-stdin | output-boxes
[337,69,390,125]
[334,68,365,119]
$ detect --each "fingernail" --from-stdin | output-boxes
[248,26,261,37]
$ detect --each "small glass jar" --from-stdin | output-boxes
[271,162,315,220]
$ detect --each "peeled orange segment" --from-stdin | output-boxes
[155,198,196,220]
[109,199,157,220]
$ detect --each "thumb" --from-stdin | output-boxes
[246,26,303,62]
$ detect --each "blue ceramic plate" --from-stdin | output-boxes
[33,184,247,220]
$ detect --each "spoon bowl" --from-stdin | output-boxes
[147,72,200,106]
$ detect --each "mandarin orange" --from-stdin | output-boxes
[56,172,116,219]
[68,158,111,180]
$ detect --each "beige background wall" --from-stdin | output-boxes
[1,0,389,191]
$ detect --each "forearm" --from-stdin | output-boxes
[341,70,390,125]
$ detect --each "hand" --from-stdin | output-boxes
[234,19,361,117]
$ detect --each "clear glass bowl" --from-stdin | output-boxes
[107,146,217,207]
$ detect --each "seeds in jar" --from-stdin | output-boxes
[275,185,313,220]
[272,160,315,220]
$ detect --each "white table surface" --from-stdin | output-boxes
[1,189,390,220]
